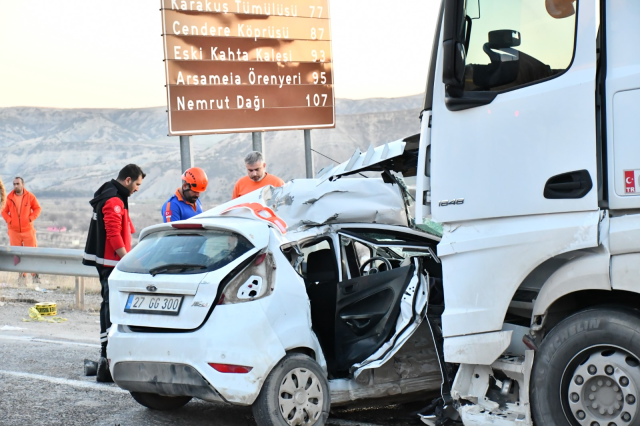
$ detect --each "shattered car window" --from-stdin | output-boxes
[117,230,254,275]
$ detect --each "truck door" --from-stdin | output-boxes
[430,0,599,223]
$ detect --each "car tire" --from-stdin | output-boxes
[130,392,192,411]
[252,353,330,426]
[531,307,640,426]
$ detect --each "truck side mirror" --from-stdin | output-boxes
[442,0,466,87]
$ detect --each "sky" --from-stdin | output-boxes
[0,1,440,109]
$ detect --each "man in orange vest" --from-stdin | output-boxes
[1,177,42,283]
[232,151,284,199]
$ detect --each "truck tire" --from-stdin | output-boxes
[531,307,640,425]
[130,392,192,410]
[252,353,330,426]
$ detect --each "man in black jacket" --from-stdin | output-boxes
[83,164,145,382]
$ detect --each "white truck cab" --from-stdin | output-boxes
[416,0,640,425]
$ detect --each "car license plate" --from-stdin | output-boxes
[125,294,183,315]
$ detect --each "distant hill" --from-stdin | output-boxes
[0,94,424,206]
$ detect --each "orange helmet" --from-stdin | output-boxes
[182,167,208,193]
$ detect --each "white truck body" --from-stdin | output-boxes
[416,0,640,424]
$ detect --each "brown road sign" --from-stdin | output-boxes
[162,0,329,19]
[160,0,334,135]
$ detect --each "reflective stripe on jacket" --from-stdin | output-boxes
[83,180,135,268]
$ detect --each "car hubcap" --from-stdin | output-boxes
[278,367,324,426]
[565,348,640,425]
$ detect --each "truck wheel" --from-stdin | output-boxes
[252,353,330,426]
[531,307,640,425]
[130,392,192,410]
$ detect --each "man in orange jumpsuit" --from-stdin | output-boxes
[232,151,284,199]
[1,177,42,282]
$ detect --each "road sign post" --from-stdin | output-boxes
[252,132,263,154]
[304,129,314,178]
[179,135,193,172]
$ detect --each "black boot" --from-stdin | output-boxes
[96,345,113,383]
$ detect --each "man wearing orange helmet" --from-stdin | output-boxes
[162,167,208,223]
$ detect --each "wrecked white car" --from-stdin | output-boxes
[106,139,447,425]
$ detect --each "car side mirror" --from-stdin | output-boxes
[442,0,466,87]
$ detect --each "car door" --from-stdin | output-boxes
[333,256,415,373]
[333,226,439,373]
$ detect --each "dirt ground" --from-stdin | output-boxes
[0,271,102,311]
[0,294,100,343]
[0,271,102,342]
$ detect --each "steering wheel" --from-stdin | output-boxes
[360,256,393,276]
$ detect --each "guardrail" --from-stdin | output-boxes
[0,246,98,310]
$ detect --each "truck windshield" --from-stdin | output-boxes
[463,0,577,92]
[117,230,254,275]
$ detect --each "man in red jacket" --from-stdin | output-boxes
[83,164,145,382]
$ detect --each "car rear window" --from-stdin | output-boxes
[117,230,254,275]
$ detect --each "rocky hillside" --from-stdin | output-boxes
[0,94,423,206]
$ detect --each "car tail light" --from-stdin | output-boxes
[219,252,275,304]
[209,363,253,374]
[171,224,204,229]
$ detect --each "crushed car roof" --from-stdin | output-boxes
[202,177,409,233]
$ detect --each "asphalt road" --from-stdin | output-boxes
[0,302,428,426]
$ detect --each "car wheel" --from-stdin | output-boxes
[130,392,192,411]
[252,353,330,426]
[531,307,640,425]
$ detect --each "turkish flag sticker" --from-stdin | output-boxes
[625,170,636,193]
